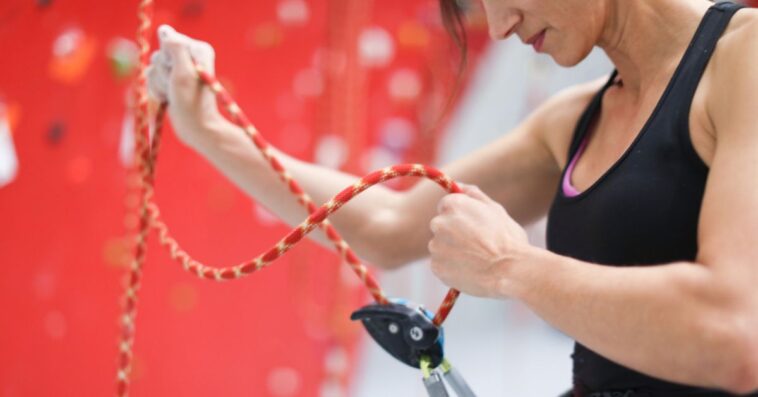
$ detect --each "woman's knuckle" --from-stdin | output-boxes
[428,238,440,253]
[201,42,215,56]
[439,196,457,213]
[429,217,441,233]
[192,41,214,58]
[449,194,465,206]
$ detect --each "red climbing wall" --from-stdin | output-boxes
[0,0,488,396]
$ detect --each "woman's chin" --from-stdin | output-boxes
[550,47,593,68]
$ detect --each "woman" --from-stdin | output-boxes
[146,0,758,395]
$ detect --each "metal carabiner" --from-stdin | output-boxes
[439,359,476,397]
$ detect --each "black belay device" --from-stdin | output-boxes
[351,300,444,368]
[351,300,477,397]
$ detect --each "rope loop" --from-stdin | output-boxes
[116,2,463,394]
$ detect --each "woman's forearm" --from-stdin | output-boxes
[507,248,757,393]
[189,118,431,268]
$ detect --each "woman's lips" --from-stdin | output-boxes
[526,29,546,52]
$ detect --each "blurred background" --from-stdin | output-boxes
[0,0,755,396]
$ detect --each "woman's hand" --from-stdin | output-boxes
[428,184,533,298]
[145,25,223,149]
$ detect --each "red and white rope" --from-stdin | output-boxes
[116,1,461,395]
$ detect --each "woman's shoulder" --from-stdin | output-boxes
[718,7,758,51]
[530,77,608,168]
[702,7,758,136]
[708,8,758,80]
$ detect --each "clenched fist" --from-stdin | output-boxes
[145,25,223,149]
[428,184,533,298]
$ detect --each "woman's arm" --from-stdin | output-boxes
[507,254,757,393]
[188,94,568,269]
[428,19,758,394]
[432,118,757,392]
[152,26,595,269]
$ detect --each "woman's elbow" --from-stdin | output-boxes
[716,308,758,394]
[371,254,413,270]
[358,246,419,271]
[360,208,428,270]
[362,235,424,270]
[723,332,758,394]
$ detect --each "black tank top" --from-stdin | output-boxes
[546,2,755,396]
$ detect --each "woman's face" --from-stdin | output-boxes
[480,0,608,66]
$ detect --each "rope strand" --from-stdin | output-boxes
[116,2,461,395]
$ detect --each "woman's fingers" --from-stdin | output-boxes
[158,25,196,87]
[145,64,168,102]
[151,24,222,148]
[150,49,172,70]
[188,41,215,74]
[150,50,160,66]
[156,25,218,107]
[158,24,215,74]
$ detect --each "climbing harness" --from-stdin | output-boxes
[116,1,476,395]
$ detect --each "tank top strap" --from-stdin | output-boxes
[665,1,744,126]
[565,70,618,162]
[565,2,743,170]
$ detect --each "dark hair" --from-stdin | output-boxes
[438,0,468,75]
[432,0,469,128]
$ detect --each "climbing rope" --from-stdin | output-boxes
[116,0,463,395]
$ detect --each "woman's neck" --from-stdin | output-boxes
[598,0,713,100]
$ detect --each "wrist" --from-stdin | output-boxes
[186,115,233,155]
[493,244,547,300]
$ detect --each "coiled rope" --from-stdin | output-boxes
[116,1,462,394]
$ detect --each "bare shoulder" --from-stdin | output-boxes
[721,7,758,43]
[706,8,758,134]
[710,7,758,76]
[528,77,607,169]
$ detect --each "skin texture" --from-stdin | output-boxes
[146,0,758,393]
[480,0,606,67]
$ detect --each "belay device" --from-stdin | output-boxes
[352,300,477,397]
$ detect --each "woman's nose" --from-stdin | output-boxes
[488,11,522,40]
